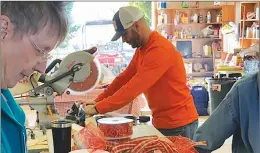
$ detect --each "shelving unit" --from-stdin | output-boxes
[187,71,214,77]
[174,37,221,41]
[157,22,223,31]
[240,19,259,21]
[153,2,236,78]
[158,6,222,11]
[239,2,259,48]
[240,37,259,40]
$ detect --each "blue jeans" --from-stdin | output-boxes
[157,120,198,139]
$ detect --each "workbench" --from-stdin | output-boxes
[28,118,163,153]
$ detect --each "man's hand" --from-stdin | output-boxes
[78,100,96,105]
[84,104,98,116]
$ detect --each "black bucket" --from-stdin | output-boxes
[207,78,237,114]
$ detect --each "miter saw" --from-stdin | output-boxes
[11,47,101,133]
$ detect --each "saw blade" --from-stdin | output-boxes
[67,58,101,95]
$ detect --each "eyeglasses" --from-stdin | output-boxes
[27,36,49,60]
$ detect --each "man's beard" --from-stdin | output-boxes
[130,29,141,48]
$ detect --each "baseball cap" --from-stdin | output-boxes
[111,6,144,41]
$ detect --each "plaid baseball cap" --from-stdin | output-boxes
[111,6,144,41]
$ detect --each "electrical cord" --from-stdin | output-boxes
[29,73,40,97]
[29,74,35,89]
[26,128,36,140]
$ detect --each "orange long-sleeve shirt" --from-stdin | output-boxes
[95,31,198,129]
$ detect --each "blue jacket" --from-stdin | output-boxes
[193,71,260,153]
[1,89,27,153]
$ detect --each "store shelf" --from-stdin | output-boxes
[173,37,221,41]
[213,37,222,40]
[207,22,223,25]
[157,23,174,26]
[239,2,259,48]
[241,2,259,4]
[240,19,260,22]
[215,50,223,53]
[154,2,234,78]
[184,57,213,61]
[176,22,222,25]
[187,71,214,77]
[158,22,224,27]
[158,6,222,11]
[157,23,174,29]
[240,37,259,40]
[174,38,209,41]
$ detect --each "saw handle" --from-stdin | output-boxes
[45,59,62,74]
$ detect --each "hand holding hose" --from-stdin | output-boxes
[84,104,99,116]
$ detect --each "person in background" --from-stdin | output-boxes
[193,71,259,153]
[1,2,68,153]
[83,6,199,138]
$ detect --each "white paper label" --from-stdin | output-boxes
[212,84,221,92]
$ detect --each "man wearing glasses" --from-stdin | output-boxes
[1,2,68,153]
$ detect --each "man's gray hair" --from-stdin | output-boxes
[1,1,68,45]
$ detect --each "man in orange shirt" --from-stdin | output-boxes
[84,6,198,138]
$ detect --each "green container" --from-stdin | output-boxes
[207,78,237,114]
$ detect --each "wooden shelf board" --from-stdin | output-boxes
[175,38,210,40]
[157,23,174,25]
[240,19,260,22]
[240,2,259,4]
[188,72,214,74]
[187,71,214,77]
[239,37,259,40]
[207,22,223,25]
[157,23,174,27]
[184,57,213,60]
[176,22,222,25]
[173,37,221,41]
[158,6,222,11]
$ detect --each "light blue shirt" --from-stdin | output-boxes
[193,71,260,153]
[1,89,27,153]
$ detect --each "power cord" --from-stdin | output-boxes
[26,128,35,140]
[29,74,35,89]
[29,73,41,97]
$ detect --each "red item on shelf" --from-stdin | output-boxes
[196,1,199,8]
[214,28,219,36]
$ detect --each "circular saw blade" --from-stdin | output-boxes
[67,58,101,95]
